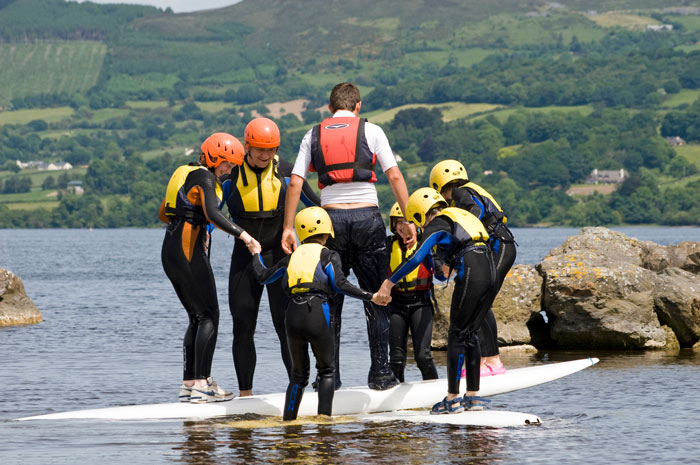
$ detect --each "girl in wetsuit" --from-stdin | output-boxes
[386,202,439,382]
[376,188,497,414]
[251,207,381,420]
[159,132,261,404]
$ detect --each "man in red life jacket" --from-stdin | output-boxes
[281,82,416,390]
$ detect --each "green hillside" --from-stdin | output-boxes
[1,0,700,228]
[0,41,106,106]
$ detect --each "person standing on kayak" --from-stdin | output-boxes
[221,117,320,397]
[253,207,383,420]
[376,188,498,414]
[159,132,262,403]
[281,82,416,391]
[429,160,516,377]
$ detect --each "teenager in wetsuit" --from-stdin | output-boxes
[222,118,320,397]
[386,202,439,382]
[376,188,498,414]
[430,160,516,376]
[252,207,382,420]
[159,132,262,403]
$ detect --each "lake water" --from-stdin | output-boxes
[1,226,700,464]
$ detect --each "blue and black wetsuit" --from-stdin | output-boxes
[252,242,373,420]
[452,182,516,358]
[222,156,319,392]
[160,165,245,381]
[389,209,497,395]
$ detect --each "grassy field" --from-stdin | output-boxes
[367,102,502,124]
[0,107,74,126]
[662,89,700,108]
[675,144,700,169]
[0,41,106,106]
[471,104,596,122]
[585,12,659,30]
[0,167,87,187]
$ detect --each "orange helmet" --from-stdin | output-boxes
[201,132,245,168]
[244,117,280,150]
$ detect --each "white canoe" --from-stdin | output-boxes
[16,357,598,421]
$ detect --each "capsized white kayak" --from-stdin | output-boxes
[16,357,598,421]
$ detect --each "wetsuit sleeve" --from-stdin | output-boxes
[389,218,453,285]
[453,187,483,219]
[158,200,168,224]
[193,170,245,238]
[322,249,374,301]
[279,157,320,207]
[251,253,290,285]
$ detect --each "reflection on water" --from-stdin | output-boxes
[174,415,512,465]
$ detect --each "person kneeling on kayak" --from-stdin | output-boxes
[376,188,498,414]
[252,207,385,420]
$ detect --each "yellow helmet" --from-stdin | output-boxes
[406,188,448,227]
[389,202,403,219]
[429,159,468,193]
[388,202,404,233]
[295,207,334,242]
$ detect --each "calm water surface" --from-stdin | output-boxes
[1,226,699,464]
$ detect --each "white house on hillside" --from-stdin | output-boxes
[586,168,628,184]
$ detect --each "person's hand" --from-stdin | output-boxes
[371,292,391,306]
[396,221,417,248]
[240,231,262,255]
[281,227,297,254]
[441,264,452,279]
[374,279,394,306]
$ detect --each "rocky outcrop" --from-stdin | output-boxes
[537,227,700,350]
[0,268,42,327]
[430,227,700,351]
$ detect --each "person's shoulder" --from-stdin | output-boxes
[363,119,386,133]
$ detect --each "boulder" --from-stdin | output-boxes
[642,241,700,274]
[537,227,700,350]
[653,267,700,347]
[538,251,665,349]
[0,268,42,327]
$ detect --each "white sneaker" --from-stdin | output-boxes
[206,377,234,401]
[179,384,192,402]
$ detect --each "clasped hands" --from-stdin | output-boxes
[371,279,395,306]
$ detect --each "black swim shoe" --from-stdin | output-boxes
[368,374,399,390]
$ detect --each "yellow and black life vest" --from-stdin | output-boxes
[439,207,489,246]
[164,164,222,224]
[453,182,507,228]
[232,154,284,219]
[287,243,332,294]
[389,237,433,292]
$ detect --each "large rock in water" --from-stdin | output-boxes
[0,268,42,327]
[537,227,700,350]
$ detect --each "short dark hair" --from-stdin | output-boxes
[329,82,361,112]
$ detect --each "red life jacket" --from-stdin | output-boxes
[309,117,377,189]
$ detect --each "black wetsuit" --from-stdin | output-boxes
[161,166,244,381]
[387,235,439,382]
[222,156,319,392]
[252,244,373,420]
[389,214,497,395]
[452,183,516,358]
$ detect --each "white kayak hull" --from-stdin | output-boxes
[16,357,598,421]
[360,409,542,427]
